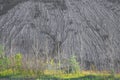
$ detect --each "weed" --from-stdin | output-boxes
[69,55,80,73]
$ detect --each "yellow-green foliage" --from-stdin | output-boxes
[0,69,19,77]
[15,53,22,68]
[0,45,22,72]
[0,45,10,71]
[0,57,10,70]
[43,70,120,79]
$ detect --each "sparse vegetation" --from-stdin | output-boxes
[1,0,120,80]
[0,45,120,80]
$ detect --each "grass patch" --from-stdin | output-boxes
[0,70,120,80]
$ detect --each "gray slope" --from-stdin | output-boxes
[0,0,120,71]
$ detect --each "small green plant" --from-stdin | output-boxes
[12,53,23,75]
[15,53,22,68]
[68,55,80,73]
[6,53,23,75]
[0,45,10,71]
[110,68,115,80]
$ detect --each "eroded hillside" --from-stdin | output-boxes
[0,0,120,71]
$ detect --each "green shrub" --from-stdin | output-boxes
[110,68,115,80]
[0,45,10,71]
[15,53,22,68]
[68,55,80,73]
[0,57,10,70]
[65,56,80,73]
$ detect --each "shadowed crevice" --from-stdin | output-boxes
[0,0,28,16]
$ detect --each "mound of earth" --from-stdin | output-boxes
[0,0,120,71]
